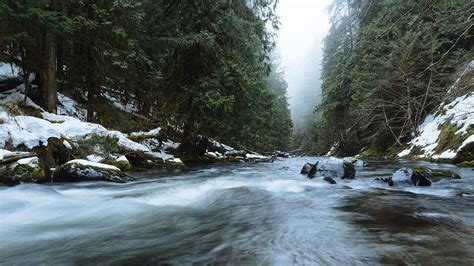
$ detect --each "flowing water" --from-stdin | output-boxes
[1,157,473,265]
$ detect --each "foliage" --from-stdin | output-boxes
[1,0,292,153]
[313,0,473,155]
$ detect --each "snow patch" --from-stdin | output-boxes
[65,159,120,171]
[398,93,474,159]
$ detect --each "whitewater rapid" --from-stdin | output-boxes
[1,157,473,264]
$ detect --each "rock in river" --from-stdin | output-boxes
[389,166,461,187]
[53,159,135,183]
[301,157,356,180]
[0,156,47,186]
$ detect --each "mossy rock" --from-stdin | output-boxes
[113,159,133,171]
[0,157,47,186]
[53,160,135,183]
[457,160,474,168]
[434,122,465,154]
[125,151,165,169]
[454,142,474,164]
[413,166,461,182]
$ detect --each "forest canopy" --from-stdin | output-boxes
[0,0,293,153]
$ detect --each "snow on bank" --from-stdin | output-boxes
[398,93,474,159]
[0,88,179,162]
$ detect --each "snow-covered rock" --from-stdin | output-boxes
[53,159,134,183]
[302,157,356,180]
[0,155,46,186]
[398,93,474,161]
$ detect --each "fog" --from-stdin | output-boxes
[276,0,332,130]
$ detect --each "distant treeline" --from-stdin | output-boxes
[307,0,473,155]
[0,0,292,153]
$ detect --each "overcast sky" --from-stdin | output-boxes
[275,0,332,118]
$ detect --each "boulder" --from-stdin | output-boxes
[389,166,460,187]
[316,158,355,179]
[125,151,164,169]
[391,168,431,186]
[307,162,318,178]
[300,163,314,175]
[53,159,135,183]
[301,157,356,180]
[413,166,461,182]
[0,156,47,186]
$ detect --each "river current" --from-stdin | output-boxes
[1,157,473,265]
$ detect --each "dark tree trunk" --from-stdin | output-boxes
[38,0,58,112]
[86,45,99,122]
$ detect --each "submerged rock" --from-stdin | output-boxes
[53,159,135,183]
[323,176,337,184]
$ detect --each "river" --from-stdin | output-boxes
[1,157,473,265]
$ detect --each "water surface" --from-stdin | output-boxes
[1,157,473,265]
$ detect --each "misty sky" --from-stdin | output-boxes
[276,0,332,127]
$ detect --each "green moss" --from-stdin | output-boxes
[112,160,133,171]
[358,148,384,159]
[457,160,474,168]
[0,159,47,186]
[434,122,466,154]
[385,146,404,157]
[436,104,447,116]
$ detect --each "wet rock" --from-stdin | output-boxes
[301,157,356,180]
[342,162,356,179]
[307,162,318,178]
[457,160,474,168]
[323,176,337,184]
[300,163,314,175]
[374,177,394,186]
[454,142,474,164]
[0,156,47,186]
[344,157,368,168]
[316,158,355,179]
[389,166,459,187]
[413,166,461,182]
[53,159,135,183]
[392,168,431,186]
